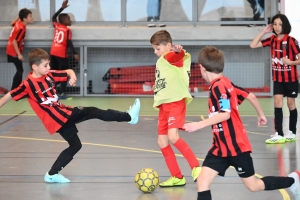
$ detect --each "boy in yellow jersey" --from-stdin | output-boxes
[150,30,201,187]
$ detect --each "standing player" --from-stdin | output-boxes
[0,48,140,183]
[50,0,79,100]
[6,8,33,90]
[250,14,300,144]
[151,30,201,187]
[183,46,300,200]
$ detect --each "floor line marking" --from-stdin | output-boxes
[199,115,289,199]
[0,121,22,135]
[0,111,26,125]
[0,135,290,199]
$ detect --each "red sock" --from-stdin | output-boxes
[161,145,183,178]
[174,138,199,169]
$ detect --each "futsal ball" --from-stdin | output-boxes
[135,168,159,193]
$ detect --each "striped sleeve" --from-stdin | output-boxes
[261,35,274,47]
[232,83,249,105]
[10,82,29,101]
[49,71,68,83]
[290,37,300,55]
[212,83,231,113]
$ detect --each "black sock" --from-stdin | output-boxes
[48,134,82,175]
[289,109,297,134]
[274,108,283,136]
[261,176,294,190]
[197,190,211,200]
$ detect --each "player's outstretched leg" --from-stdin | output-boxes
[288,171,300,199]
[127,98,141,125]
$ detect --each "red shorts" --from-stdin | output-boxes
[157,99,186,135]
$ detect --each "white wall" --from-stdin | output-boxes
[281,0,300,41]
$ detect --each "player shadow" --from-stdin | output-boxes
[136,193,159,200]
[160,187,186,200]
[46,183,71,199]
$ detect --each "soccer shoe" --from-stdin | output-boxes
[127,98,141,125]
[192,167,202,182]
[159,176,186,187]
[265,132,286,144]
[285,131,296,142]
[288,171,300,199]
[147,24,156,27]
[44,172,70,183]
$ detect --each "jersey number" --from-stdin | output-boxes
[54,30,64,44]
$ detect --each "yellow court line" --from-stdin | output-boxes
[0,135,290,200]
[247,131,270,136]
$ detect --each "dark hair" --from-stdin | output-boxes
[28,48,50,68]
[271,14,291,35]
[58,13,69,24]
[19,8,32,21]
[150,30,172,45]
[198,46,224,73]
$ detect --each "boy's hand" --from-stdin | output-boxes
[62,0,69,9]
[74,54,80,62]
[257,115,267,127]
[69,75,77,86]
[18,54,24,61]
[182,122,202,132]
[263,24,273,34]
[282,57,291,65]
[171,44,183,53]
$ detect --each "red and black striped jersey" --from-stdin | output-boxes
[50,22,72,58]
[261,34,300,82]
[208,76,251,157]
[10,71,73,134]
[6,20,26,57]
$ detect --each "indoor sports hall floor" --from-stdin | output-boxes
[0,97,299,200]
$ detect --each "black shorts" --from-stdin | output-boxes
[50,55,69,70]
[202,152,255,178]
[273,81,298,98]
[58,107,95,141]
[7,55,22,66]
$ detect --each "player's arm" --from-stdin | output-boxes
[0,93,12,108]
[183,112,230,132]
[67,39,80,61]
[164,45,185,67]
[184,86,231,132]
[284,52,300,65]
[245,93,267,126]
[283,53,300,66]
[10,16,19,27]
[250,24,273,48]
[12,39,23,61]
[64,69,77,86]
[52,0,69,23]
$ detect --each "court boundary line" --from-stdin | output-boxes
[0,135,290,200]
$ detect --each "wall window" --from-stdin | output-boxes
[0,0,50,22]
[55,0,121,22]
